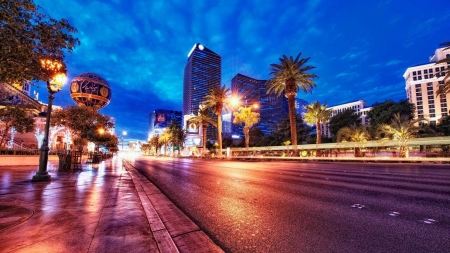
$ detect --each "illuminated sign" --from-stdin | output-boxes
[186,120,199,134]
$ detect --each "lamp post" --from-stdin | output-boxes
[32,59,66,182]
[121,131,127,151]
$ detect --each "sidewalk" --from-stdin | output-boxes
[0,156,222,253]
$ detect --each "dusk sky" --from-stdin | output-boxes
[32,0,450,141]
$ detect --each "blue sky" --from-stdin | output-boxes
[33,0,450,140]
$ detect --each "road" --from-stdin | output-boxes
[129,157,450,253]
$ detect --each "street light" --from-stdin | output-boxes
[121,131,127,151]
[32,59,67,182]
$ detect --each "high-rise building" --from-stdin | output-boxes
[230,74,262,137]
[148,109,182,139]
[321,100,371,138]
[183,43,221,141]
[404,47,450,125]
[230,73,288,137]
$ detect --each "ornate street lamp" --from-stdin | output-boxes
[32,59,67,182]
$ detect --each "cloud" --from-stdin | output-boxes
[386,60,402,66]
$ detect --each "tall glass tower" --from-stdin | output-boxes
[183,43,221,141]
[231,73,288,137]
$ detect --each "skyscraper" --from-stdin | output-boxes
[404,47,450,125]
[231,74,262,137]
[183,43,221,141]
[230,73,288,137]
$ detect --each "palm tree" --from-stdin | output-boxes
[266,53,317,153]
[167,121,186,156]
[149,136,160,155]
[337,126,370,157]
[233,106,260,151]
[158,130,171,156]
[379,113,426,158]
[189,105,217,156]
[303,101,332,145]
[204,85,231,158]
[436,42,450,96]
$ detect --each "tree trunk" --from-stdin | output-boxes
[354,147,362,157]
[202,122,207,156]
[217,113,223,158]
[399,145,408,158]
[316,120,322,144]
[287,94,297,153]
[315,120,321,157]
[244,126,249,153]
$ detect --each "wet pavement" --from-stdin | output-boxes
[131,157,450,253]
[0,156,222,253]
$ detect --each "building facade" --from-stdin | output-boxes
[230,73,288,137]
[183,43,221,141]
[404,47,450,125]
[295,98,309,117]
[322,100,371,138]
[148,109,182,139]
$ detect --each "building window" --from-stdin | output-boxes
[425,75,428,79]
[429,68,433,73]
[430,114,436,118]
[429,99,434,104]
[418,106,423,109]
[430,109,435,113]
[429,105,435,109]
[441,108,448,112]
[417,110,423,114]
[427,82,433,86]
[417,97,422,101]
[417,101,422,105]
[415,84,421,88]
[418,115,424,118]
[436,67,440,72]
[427,91,433,95]
[441,66,445,71]
[427,87,433,90]
[416,88,421,92]
[418,70,422,75]
[413,71,417,75]
[443,113,448,117]
[428,95,434,100]
[413,77,417,81]
[418,76,422,80]
[439,81,444,85]
[424,69,428,74]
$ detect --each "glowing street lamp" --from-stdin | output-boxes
[32,59,67,182]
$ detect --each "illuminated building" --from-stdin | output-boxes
[230,73,288,137]
[321,100,371,138]
[148,109,182,138]
[404,47,450,125]
[183,43,221,141]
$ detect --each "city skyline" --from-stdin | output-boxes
[32,0,450,140]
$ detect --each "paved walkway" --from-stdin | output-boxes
[0,156,222,253]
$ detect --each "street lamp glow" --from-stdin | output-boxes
[230,96,240,107]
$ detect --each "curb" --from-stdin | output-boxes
[123,160,223,253]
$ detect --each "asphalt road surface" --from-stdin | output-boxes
[129,157,450,253]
